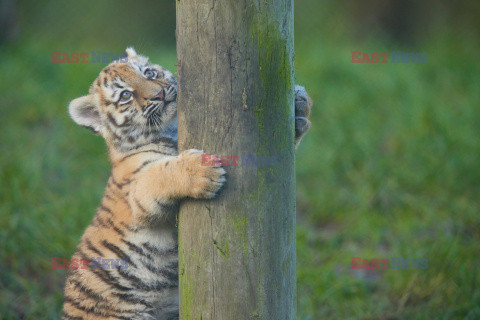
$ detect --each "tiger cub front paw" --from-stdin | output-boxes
[179,149,226,199]
[294,85,313,145]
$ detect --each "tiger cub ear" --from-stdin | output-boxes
[69,95,103,135]
[126,47,137,58]
[125,46,149,64]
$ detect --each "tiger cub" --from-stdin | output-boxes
[63,47,312,320]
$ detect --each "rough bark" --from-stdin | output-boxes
[176,1,295,319]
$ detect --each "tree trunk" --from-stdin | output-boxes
[176,1,295,319]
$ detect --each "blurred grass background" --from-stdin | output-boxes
[0,0,479,319]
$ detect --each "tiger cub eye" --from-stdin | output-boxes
[120,90,132,101]
[145,70,155,78]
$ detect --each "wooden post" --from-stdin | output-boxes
[176,1,295,318]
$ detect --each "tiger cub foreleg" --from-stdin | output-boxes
[130,149,226,222]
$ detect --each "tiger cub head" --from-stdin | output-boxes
[69,47,177,152]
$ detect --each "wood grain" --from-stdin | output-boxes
[176,1,296,318]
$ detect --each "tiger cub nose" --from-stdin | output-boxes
[152,88,164,101]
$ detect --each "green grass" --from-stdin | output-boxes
[1,31,479,319]
[295,32,480,319]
